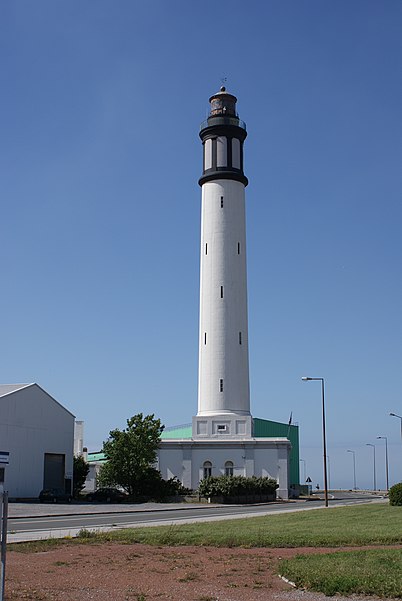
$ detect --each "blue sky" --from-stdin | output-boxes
[1,1,402,490]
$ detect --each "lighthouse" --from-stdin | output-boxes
[193,87,252,438]
[158,87,293,499]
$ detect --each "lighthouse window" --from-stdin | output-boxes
[205,243,208,255]
[232,138,241,169]
[220,197,224,208]
[216,136,227,167]
[204,332,207,345]
[220,286,224,298]
[237,242,240,254]
[204,139,213,170]
[239,331,242,345]
[219,379,224,392]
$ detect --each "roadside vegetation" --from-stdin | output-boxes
[279,548,402,598]
[389,481,402,506]
[97,413,165,498]
[198,475,278,501]
[96,412,189,501]
[73,455,90,498]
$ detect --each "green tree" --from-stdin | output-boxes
[389,482,402,506]
[98,413,164,498]
[73,455,90,498]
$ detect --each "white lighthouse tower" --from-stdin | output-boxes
[158,87,292,499]
[193,87,252,439]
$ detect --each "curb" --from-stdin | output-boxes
[279,575,297,588]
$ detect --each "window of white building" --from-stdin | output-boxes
[203,461,212,479]
[225,461,234,477]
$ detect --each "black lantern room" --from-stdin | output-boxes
[199,86,248,187]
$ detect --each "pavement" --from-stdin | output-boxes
[8,490,385,519]
[8,500,213,519]
[6,499,308,543]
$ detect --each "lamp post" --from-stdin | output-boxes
[347,450,356,490]
[366,443,376,491]
[389,413,402,441]
[376,436,389,491]
[299,459,306,483]
[301,376,329,507]
[325,455,331,491]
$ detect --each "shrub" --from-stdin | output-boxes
[389,482,402,506]
[73,455,90,498]
[198,475,278,499]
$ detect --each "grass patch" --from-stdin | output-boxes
[8,504,402,552]
[85,504,402,547]
[8,537,76,553]
[279,548,402,597]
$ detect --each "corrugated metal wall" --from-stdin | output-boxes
[254,418,299,486]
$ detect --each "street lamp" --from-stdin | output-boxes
[299,459,306,483]
[325,455,331,491]
[390,413,402,441]
[366,443,376,491]
[376,436,389,491]
[347,450,356,490]
[301,376,329,507]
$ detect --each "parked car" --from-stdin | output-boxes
[39,488,72,503]
[86,487,127,503]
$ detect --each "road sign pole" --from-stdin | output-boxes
[0,491,8,601]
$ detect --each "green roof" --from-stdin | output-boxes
[87,452,106,462]
[161,424,192,439]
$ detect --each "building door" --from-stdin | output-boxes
[43,453,65,489]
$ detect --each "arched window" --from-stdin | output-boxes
[225,461,234,477]
[203,461,212,479]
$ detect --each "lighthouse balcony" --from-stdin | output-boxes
[200,116,246,132]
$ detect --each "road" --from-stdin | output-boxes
[7,491,385,543]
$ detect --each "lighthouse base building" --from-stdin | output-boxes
[157,87,298,500]
[158,418,298,500]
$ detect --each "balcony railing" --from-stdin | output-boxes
[200,116,246,131]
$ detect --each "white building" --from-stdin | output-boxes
[74,420,85,456]
[158,88,293,499]
[0,383,75,498]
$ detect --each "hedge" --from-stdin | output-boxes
[198,475,278,498]
[389,482,402,506]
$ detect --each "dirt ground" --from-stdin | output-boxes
[6,542,397,601]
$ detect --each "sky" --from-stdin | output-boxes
[1,1,402,491]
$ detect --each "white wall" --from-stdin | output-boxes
[198,179,250,417]
[84,463,100,492]
[0,384,75,498]
[158,439,290,499]
[74,420,84,456]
